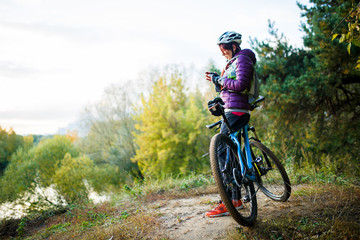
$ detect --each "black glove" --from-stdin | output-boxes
[207,97,225,116]
[208,73,223,92]
[208,72,219,81]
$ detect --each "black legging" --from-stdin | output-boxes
[220,112,250,135]
[219,112,250,201]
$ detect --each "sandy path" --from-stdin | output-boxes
[153,194,236,240]
[150,190,294,240]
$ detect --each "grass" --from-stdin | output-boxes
[226,184,360,240]
[1,198,167,240]
[118,173,216,202]
[0,174,214,240]
[1,174,359,240]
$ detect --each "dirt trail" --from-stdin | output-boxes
[149,190,293,240]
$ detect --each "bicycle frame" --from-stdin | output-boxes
[229,125,256,182]
[206,96,266,183]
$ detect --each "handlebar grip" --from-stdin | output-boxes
[206,120,222,129]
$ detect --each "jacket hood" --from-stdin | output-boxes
[235,49,256,65]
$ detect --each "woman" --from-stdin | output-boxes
[205,31,257,218]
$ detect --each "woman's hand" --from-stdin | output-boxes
[205,72,219,82]
[206,72,223,92]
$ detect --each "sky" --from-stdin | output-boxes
[0,0,310,135]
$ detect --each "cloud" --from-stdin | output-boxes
[0,0,311,135]
[0,106,79,135]
[0,61,40,78]
[0,20,113,47]
[0,106,78,121]
[0,102,82,134]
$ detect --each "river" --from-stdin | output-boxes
[0,186,109,220]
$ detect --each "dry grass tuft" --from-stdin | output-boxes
[226,184,360,240]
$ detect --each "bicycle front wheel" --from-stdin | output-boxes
[209,133,257,226]
[250,140,291,201]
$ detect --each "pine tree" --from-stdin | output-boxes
[251,0,360,177]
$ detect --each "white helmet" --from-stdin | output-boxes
[217,31,242,45]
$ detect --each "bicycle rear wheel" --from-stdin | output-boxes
[209,133,257,226]
[250,140,291,201]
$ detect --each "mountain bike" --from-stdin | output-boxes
[206,96,291,226]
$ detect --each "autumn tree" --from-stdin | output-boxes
[132,68,213,178]
[77,83,142,188]
[0,127,28,175]
[0,136,95,208]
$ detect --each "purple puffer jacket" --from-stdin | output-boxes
[220,49,256,110]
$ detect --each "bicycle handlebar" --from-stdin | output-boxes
[206,96,265,131]
[249,96,265,110]
[206,120,222,129]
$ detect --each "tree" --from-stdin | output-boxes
[250,21,316,158]
[0,127,28,175]
[33,136,79,189]
[77,83,142,188]
[52,153,94,203]
[298,0,360,174]
[298,0,360,102]
[0,136,95,207]
[250,0,360,177]
[332,2,360,68]
[132,67,213,178]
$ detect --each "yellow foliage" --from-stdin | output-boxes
[132,73,213,178]
[66,130,78,142]
[53,153,94,203]
[34,136,79,188]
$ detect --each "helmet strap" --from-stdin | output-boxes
[231,43,236,58]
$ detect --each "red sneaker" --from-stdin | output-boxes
[205,201,229,218]
[205,200,243,218]
[232,199,244,209]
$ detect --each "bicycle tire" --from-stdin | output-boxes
[249,140,291,201]
[209,133,257,226]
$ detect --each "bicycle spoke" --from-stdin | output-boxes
[250,140,291,202]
